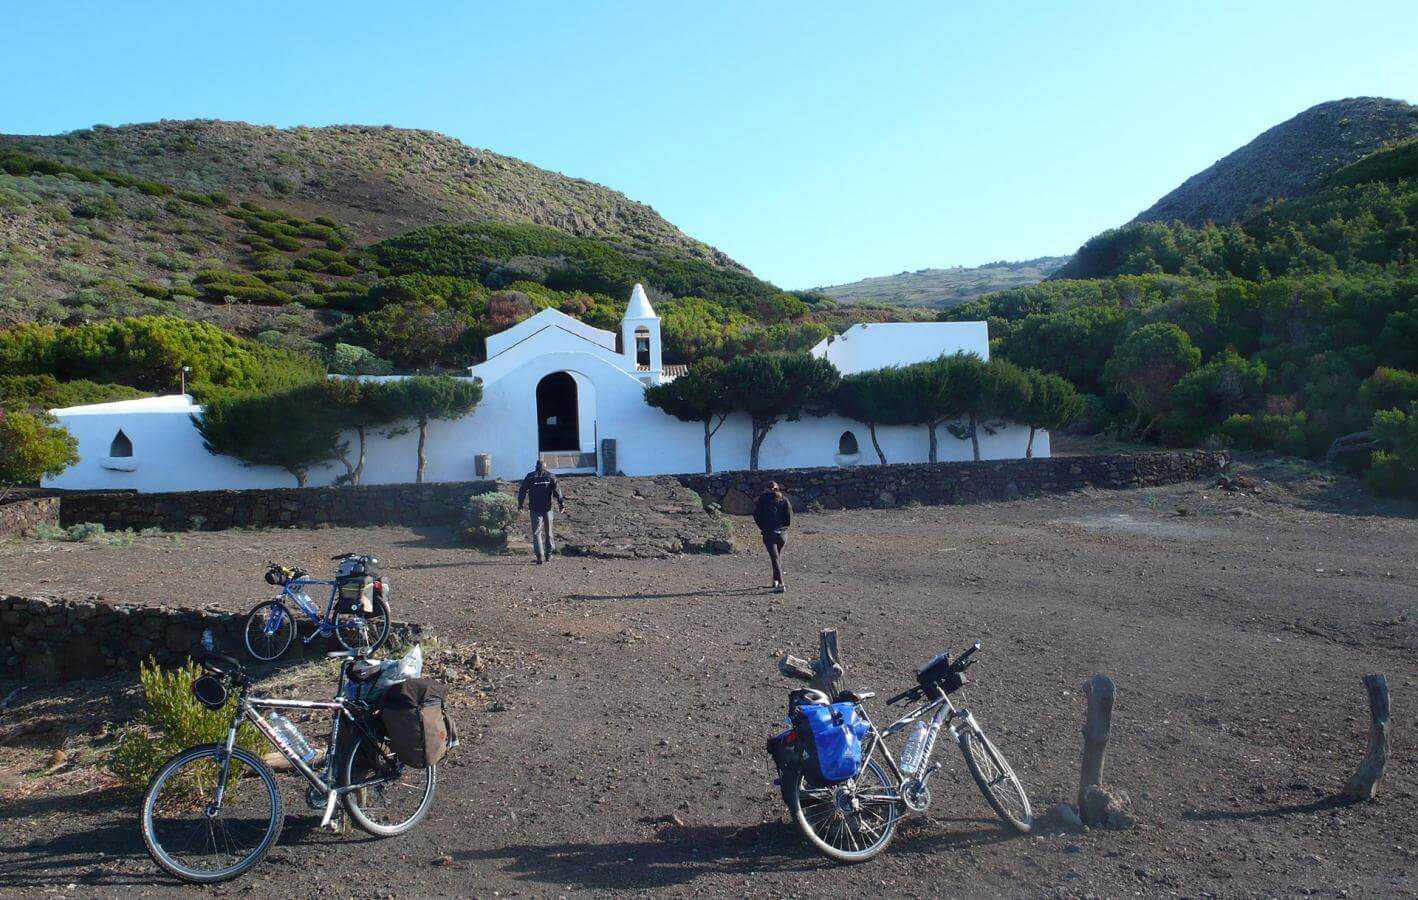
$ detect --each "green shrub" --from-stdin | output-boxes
[1364,450,1418,499]
[202,283,295,305]
[298,224,335,240]
[462,492,518,546]
[72,196,122,220]
[328,342,394,375]
[1218,413,1310,455]
[292,257,325,272]
[270,234,303,252]
[31,521,153,545]
[323,261,359,276]
[129,282,169,299]
[110,658,264,789]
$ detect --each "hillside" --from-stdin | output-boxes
[943,131,1418,490]
[0,120,753,340]
[1131,96,1417,227]
[816,257,1070,308]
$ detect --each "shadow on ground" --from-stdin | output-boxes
[459,815,1026,891]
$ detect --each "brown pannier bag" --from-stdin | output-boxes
[381,677,456,767]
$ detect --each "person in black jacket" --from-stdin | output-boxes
[753,482,792,593]
[517,460,566,564]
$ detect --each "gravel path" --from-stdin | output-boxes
[2,465,1416,897]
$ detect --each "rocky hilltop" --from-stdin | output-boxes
[2,120,737,265]
[1131,96,1417,226]
[817,256,1070,308]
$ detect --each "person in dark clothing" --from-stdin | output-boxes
[517,460,566,564]
[753,482,792,593]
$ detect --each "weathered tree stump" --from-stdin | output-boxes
[810,629,844,697]
[1343,674,1390,801]
[1079,674,1115,814]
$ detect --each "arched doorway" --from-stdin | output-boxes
[536,372,579,452]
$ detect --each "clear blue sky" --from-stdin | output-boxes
[2,1,1414,288]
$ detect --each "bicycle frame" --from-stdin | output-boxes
[211,668,396,830]
[256,579,365,644]
[856,689,983,795]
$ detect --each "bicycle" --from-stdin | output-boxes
[769,641,1031,863]
[140,647,437,883]
[244,555,390,660]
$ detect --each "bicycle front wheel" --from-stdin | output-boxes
[140,744,283,883]
[334,595,390,654]
[959,727,1032,833]
[340,732,437,836]
[787,759,900,863]
[244,601,294,661]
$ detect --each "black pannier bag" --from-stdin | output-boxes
[380,677,457,768]
[335,575,375,615]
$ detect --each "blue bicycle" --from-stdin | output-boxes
[243,556,391,661]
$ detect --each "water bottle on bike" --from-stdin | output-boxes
[267,712,316,763]
[900,721,929,774]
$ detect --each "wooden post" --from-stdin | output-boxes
[1079,674,1115,813]
[1344,674,1390,801]
[810,629,844,697]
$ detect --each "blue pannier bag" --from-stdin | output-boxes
[794,702,870,784]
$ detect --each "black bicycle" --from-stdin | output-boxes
[139,647,435,883]
[770,641,1031,862]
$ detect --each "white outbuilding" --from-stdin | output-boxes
[43,284,1047,492]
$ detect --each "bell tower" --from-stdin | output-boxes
[621,283,662,380]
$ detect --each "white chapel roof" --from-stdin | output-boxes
[624,283,656,319]
[52,393,197,416]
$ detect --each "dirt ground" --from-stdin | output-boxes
[2,458,1416,898]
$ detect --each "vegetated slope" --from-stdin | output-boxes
[1053,137,1418,281]
[816,256,1070,308]
[0,120,752,336]
[943,142,1418,478]
[2,120,737,264]
[1131,97,1417,227]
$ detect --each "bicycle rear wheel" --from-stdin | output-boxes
[334,595,390,654]
[244,601,294,661]
[787,759,899,863]
[959,727,1032,833]
[340,731,437,836]
[141,744,283,883]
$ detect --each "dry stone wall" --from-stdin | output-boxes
[1,594,430,682]
[0,496,60,538]
[61,480,500,531]
[1,595,247,681]
[679,451,1230,514]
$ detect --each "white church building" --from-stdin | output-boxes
[43,284,1046,493]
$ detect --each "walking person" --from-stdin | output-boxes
[753,482,792,593]
[518,459,566,564]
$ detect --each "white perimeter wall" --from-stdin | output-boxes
[45,339,1049,492]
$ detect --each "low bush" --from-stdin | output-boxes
[1364,450,1418,499]
[270,234,303,252]
[110,658,264,789]
[462,492,518,546]
[129,281,169,299]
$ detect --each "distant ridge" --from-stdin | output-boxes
[1131,96,1417,227]
[817,257,1070,308]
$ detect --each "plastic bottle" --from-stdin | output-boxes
[900,722,929,774]
[294,591,319,617]
[267,712,316,763]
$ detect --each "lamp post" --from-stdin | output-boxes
[180,366,191,396]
